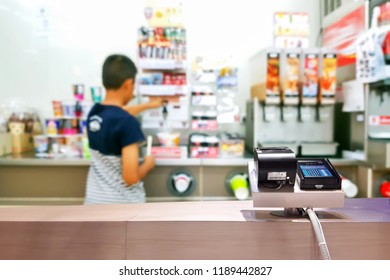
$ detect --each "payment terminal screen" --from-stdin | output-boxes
[299,165,333,177]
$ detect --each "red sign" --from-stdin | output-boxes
[369,116,390,125]
[151,147,182,158]
[323,5,365,67]
[379,2,390,26]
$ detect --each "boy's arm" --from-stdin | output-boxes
[123,98,164,116]
[122,143,155,186]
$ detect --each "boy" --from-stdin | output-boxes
[84,54,161,204]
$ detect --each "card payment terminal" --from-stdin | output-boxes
[297,158,341,190]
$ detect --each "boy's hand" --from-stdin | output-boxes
[143,155,155,170]
[148,98,166,109]
[122,98,166,116]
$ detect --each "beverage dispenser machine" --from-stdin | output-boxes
[247,47,339,156]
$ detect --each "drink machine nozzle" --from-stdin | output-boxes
[162,100,168,120]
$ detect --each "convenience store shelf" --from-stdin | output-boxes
[138,85,187,96]
[138,59,187,70]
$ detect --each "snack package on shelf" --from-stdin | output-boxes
[33,135,84,158]
[138,26,187,62]
[218,132,244,158]
[189,133,219,158]
[147,132,185,159]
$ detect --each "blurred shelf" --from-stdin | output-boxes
[138,59,187,70]
[51,116,87,120]
[138,85,187,95]
[36,134,84,138]
[0,153,89,166]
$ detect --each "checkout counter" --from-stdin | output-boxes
[0,199,389,260]
[0,147,388,260]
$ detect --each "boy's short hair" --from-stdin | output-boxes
[102,54,137,90]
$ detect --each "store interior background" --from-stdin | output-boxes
[0,0,319,119]
[0,0,389,204]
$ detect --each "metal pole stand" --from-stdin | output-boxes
[270,207,306,218]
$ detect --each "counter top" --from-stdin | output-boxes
[0,198,388,222]
[0,152,362,167]
[0,198,389,260]
[0,154,91,166]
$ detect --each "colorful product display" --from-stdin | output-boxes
[216,67,238,89]
[189,134,219,158]
[258,48,337,106]
[191,110,218,131]
[90,86,103,103]
[219,139,244,158]
[34,83,93,158]
[188,133,244,159]
[52,101,63,117]
[151,146,183,158]
[138,26,186,61]
[33,135,49,156]
[62,101,76,117]
[139,72,186,85]
[137,19,189,130]
[157,132,180,147]
[51,100,93,119]
[72,84,85,101]
[33,135,83,158]
[45,119,83,136]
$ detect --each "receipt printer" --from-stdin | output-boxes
[254,147,297,192]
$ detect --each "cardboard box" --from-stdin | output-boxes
[0,133,13,156]
[250,83,266,101]
[12,133,34,154]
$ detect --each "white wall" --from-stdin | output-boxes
[0,0,320,120]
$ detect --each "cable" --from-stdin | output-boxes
[305,207,331,260]
[260,182,284,190]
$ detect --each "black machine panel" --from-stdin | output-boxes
[297,158,341,190]
[254,147,297,192]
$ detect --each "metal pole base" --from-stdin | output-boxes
[270,207,306,218]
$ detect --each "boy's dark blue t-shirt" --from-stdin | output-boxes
[85,103,146,205]
[87,104,145,155]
